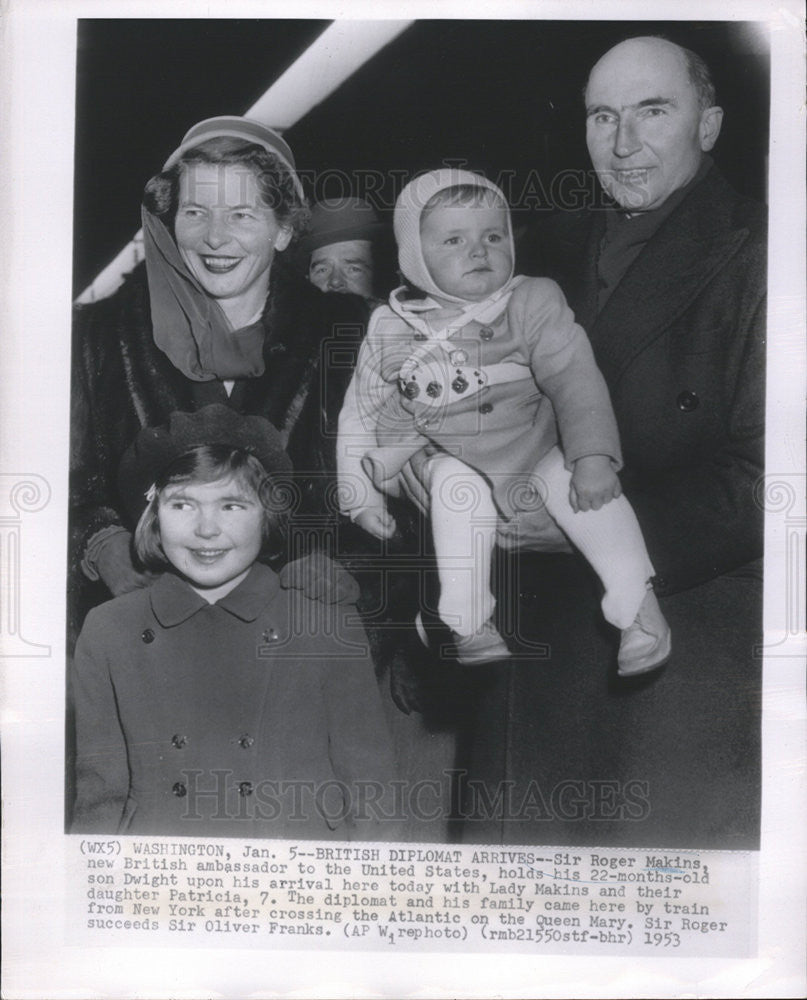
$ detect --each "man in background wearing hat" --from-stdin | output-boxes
[302,196,390,304]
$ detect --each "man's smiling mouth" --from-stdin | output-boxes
[615,168,651,182]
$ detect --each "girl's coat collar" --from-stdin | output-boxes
[149,562,279,627]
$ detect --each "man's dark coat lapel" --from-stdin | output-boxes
[569,167,758,387]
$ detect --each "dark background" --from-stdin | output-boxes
[73,19,769,297]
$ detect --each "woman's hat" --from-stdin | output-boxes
[301,197,385,253]
[118,405,292,522]
[162,116,304,201]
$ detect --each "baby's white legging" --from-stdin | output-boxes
[425,446,654,636]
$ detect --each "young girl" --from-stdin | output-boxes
[71,405,397,839]
[338,168,670,675]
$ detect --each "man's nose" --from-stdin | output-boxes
[613,116,641,158]
[327,267,346,290]
[194,509,221,538]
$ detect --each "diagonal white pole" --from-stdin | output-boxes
[76,19,412,305]
[246,20,412,130]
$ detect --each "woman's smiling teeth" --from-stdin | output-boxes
[201,256,242,273]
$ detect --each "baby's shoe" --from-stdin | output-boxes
[617,589,671,677]
[415,612,511,666]
[453,619,512,666]
[415,612,511,667]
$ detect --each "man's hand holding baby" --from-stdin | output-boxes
[570,454,622,512]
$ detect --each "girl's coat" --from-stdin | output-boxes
[71,563,397,839]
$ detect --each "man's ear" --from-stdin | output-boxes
[699,106,724,152]
[274,226,293,253]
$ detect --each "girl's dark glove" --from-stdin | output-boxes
[279,553,360,605]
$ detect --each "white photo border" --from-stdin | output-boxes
[2,1,805,997]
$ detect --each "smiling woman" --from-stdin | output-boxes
[69,116,367,643]
[139,122,309,382]
[174,164,293,327]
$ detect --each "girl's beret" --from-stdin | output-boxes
[117,405,292,521]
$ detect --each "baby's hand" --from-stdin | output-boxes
[355,506,397,540]
[570,455,622,512]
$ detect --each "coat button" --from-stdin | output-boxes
[479,326,494,341]
[238,734,254,749]
[239,781,254,797]
[479,402,493,414]
[676,390,699,412]
[141,629,155,643]
[171,734,188,749]
[172,782,187,797]
[449,348,469,365]
[261,628,279,642]
[426,381,442,398]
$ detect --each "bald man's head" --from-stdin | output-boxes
[584,37,723,211]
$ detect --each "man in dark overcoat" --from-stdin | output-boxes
[462,36,765,849]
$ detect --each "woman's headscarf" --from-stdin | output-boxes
[142,116,305,382]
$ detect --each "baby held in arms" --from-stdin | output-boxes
[337,168,670,674]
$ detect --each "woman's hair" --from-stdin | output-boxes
[133,444,292,570]
[143,137,309,238]
[420,183,508,225]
